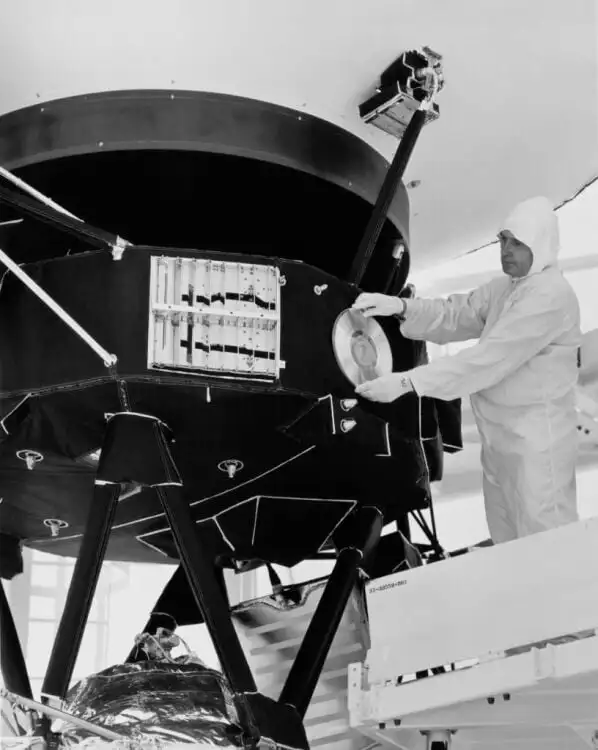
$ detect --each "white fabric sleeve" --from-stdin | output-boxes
[405,285,574,401]
[400,284,492,345]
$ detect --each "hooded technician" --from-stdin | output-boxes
[352,197,581,544]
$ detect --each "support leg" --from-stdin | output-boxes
[279,505,383,718]
[42,484,121,700]
[156,486,257,695]
[0,580,32,699]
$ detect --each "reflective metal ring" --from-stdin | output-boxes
[16,449,44,470]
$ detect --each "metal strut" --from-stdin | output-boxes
[41,484,121,701]
[279,505,383,718]
[348,70,440,287]
[0,581,33,700]
[0,245,117,367]
[155,484,259,694]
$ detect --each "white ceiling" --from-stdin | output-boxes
[0,0,596,269]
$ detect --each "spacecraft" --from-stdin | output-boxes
[0,2,596,750]
[0,38,456,750]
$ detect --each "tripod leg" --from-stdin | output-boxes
[156,486,257,695]
[0,580,32,699]
[42,483,120,700]
[279,506,382,718]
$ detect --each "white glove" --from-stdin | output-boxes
[355,373,414,403]
[352,292,405,319]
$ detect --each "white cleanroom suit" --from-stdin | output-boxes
[402,197,581,543]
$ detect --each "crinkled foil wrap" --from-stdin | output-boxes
[59,661,244,749]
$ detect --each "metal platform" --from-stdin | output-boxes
[348,517,598,750]
[232,576,374,750]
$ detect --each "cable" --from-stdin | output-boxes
[465,172,598,257]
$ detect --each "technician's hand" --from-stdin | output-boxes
[355,373,414,403]
[352,292,404,318]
